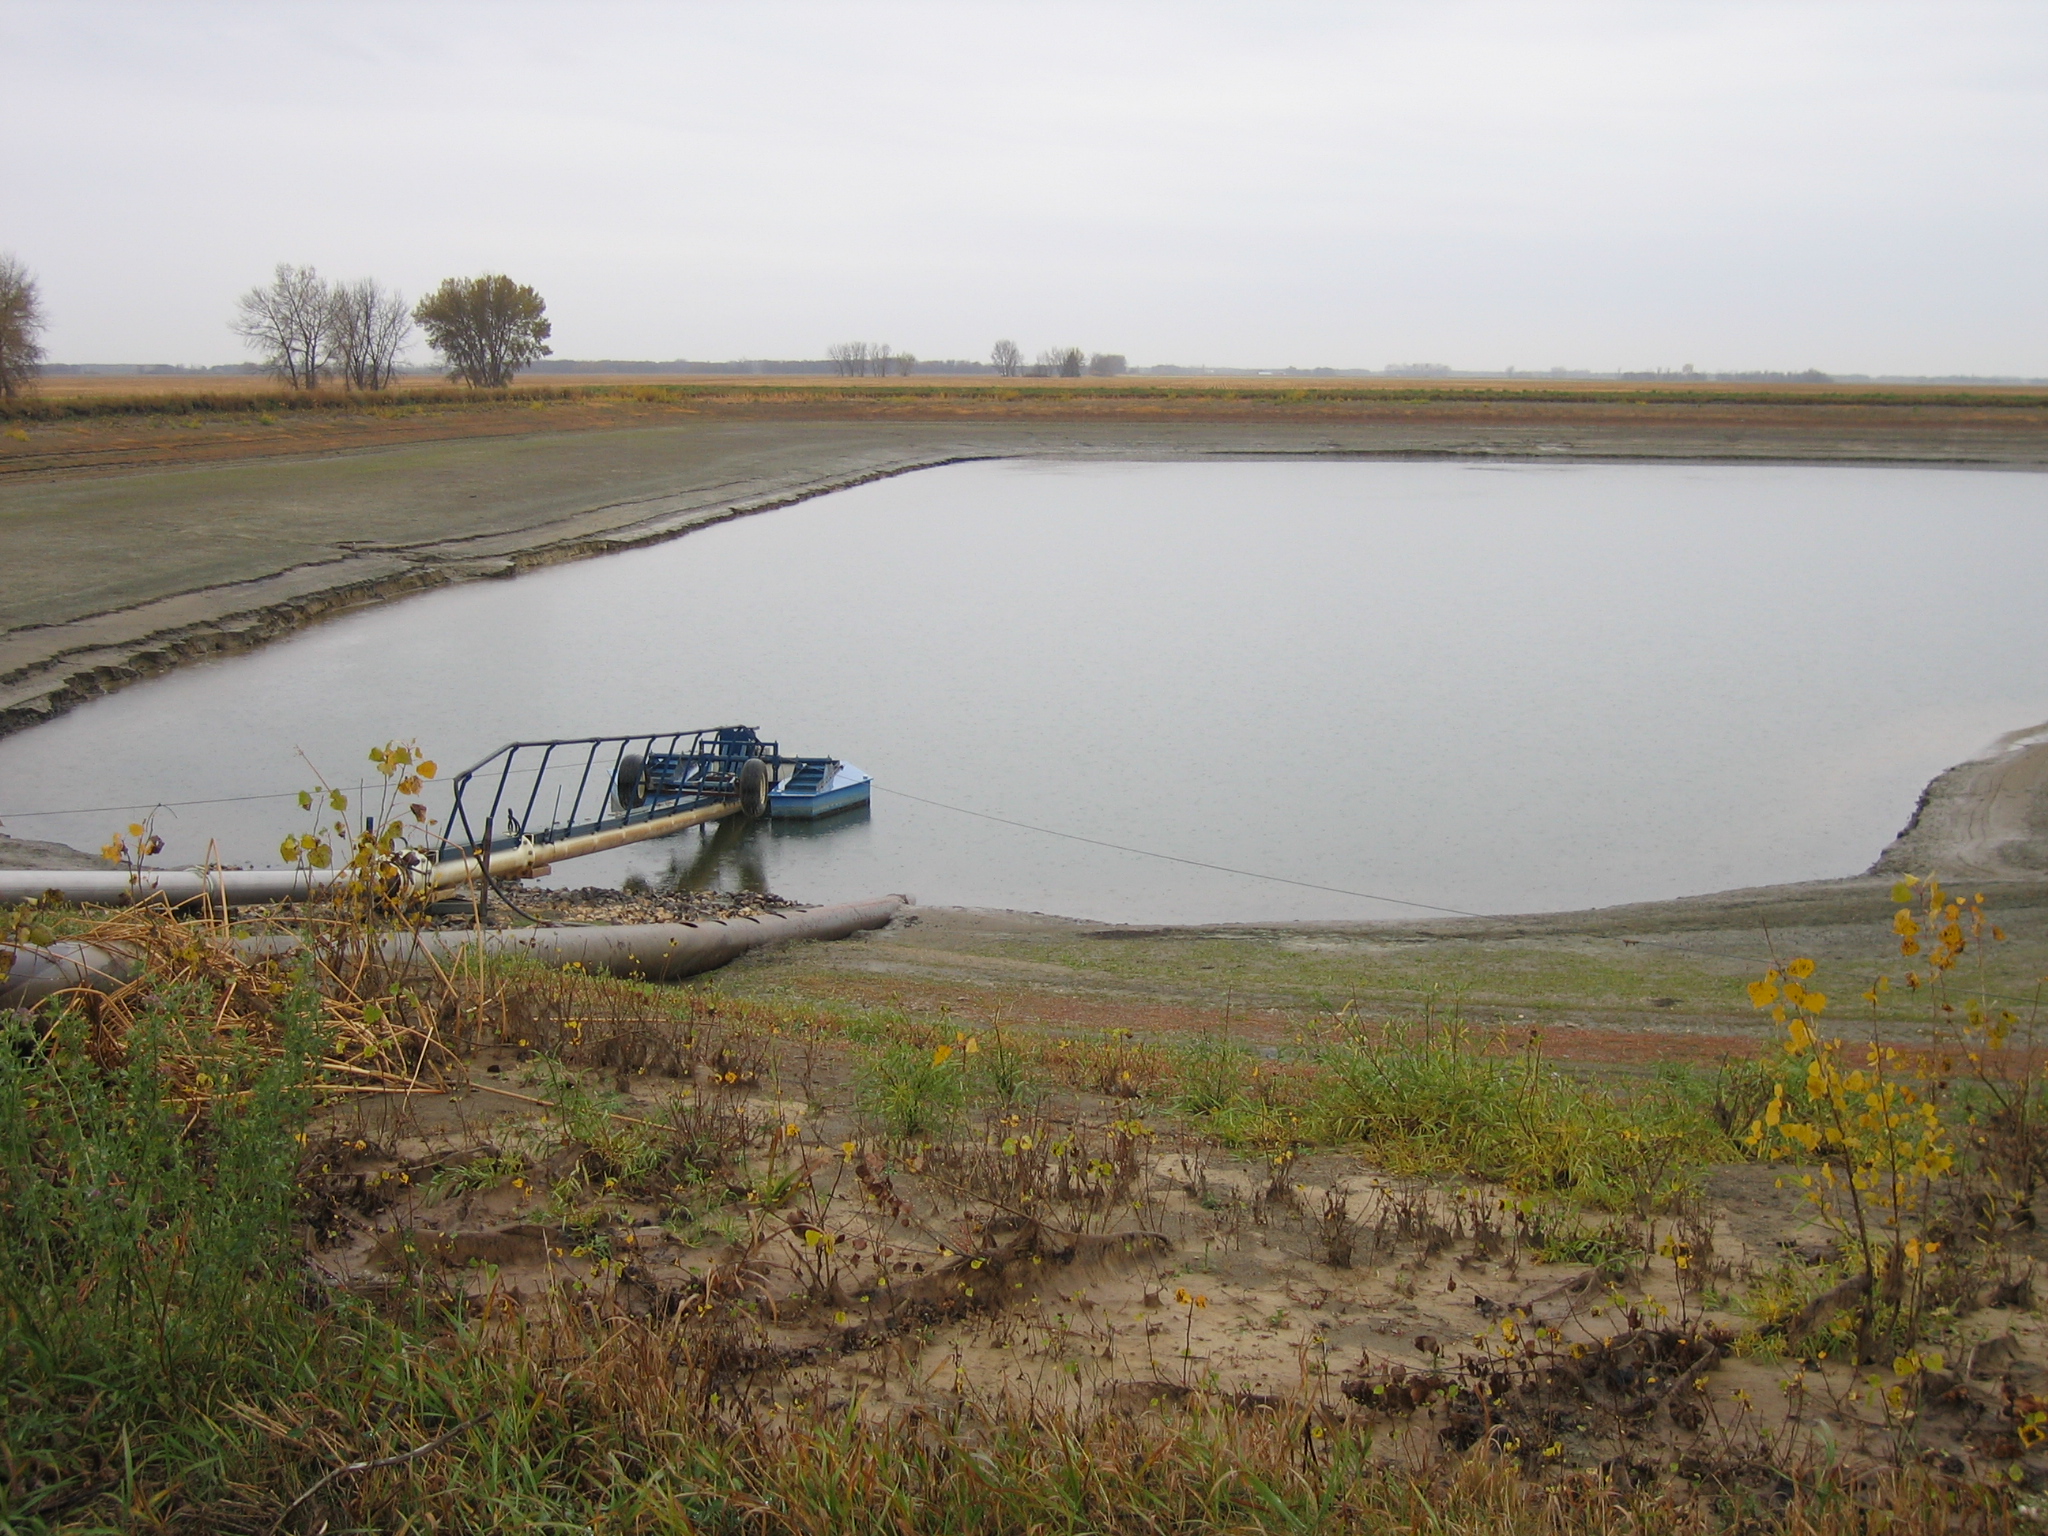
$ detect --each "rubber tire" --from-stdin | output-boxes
[738,757,773,820]
[616,752,646,810]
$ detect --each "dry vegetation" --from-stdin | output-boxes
[3,871,2047,1532]
[4,374,2042,485]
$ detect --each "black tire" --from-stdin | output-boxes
[738,756,772,820]
[616,752,646,810]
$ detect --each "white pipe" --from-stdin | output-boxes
[0,895,909,1008]
[0,799,745,907]
[0,867,336,906]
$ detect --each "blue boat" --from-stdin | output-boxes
[769,759,872,820]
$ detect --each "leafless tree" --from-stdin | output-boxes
[232,263,334,389]
[893,351,916,376]
[990,338,1020,376]
[870,343,893,379]
[1088,352,1126,377]
[827,341,870,376]
[0,253,49,400]
[413,275,552,387]
[1036,346,1085,378]
[328,277,413,391]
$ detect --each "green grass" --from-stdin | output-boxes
[1306,1024,1734,1208]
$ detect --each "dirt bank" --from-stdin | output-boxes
[1874,720,2048,880]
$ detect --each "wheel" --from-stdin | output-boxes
[738,757,772,820]
[615,752,646,810]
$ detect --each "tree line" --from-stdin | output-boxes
[988,340,1125,378]
[0,248,1135,399]
[233,265,553,389]
[825,341,916,377]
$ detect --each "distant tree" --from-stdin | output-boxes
[1088,352,1126,377]
[1037,346,1084,379]
[893,351,916,376]
[232,263,333,389]
[328,277,413,391]
[870,343,893,380]
[990,338,1021,377]
[413,275,552,387]
[0,253,49,400]
[827,341,870,377]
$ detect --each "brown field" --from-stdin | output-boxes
[6,372,2045,485]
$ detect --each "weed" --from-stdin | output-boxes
[857,1040,967,1140]
[1313,1020,1717,1208]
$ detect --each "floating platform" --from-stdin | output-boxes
[769,759,872,820]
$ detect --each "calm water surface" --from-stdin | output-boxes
[2,460,2043,922]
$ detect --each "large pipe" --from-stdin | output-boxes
[423,800,739,889]
[0,895,908,1009]
[0,867,335,907]
[0,799,745,908]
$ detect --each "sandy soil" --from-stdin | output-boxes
[294,998,2048,1486]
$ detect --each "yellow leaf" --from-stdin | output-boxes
[419,760,437,780]
[128,822,144,837]
[279,836,299,861]
[1788,958,1816,980]
[329,789,347,812]
[1891,876,1919,903]
[931,1044,953,1068]
[1747,980,1779,1009]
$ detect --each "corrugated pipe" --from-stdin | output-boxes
[0,895,909,1009]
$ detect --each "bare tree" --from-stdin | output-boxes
[826,341,870,377]
[413,275,552,387]
[1034,346,1084,378]
[1088,352,1126,377]
[893,351,916,376]
[990,338,1021,376]
[870,343,893,379]
[0,254,49,400]
[328,277,413,391]
[232,263,334,389]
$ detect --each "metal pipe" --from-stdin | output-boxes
[0,867,338,907]
[0,798,745,908]
[423,799,740,890]
[0,894,909,1008]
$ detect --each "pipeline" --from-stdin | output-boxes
[0,894,909,1009]
[0,800,745,909]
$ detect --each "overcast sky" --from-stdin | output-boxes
[7,1,2043,374]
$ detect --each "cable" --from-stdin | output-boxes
[876,784,1490,921]
[875,785,2048,1004]
[0,788,310,819]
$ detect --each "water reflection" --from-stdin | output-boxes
[653,807,871,894]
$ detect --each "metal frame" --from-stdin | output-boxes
[445,727,843,863]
